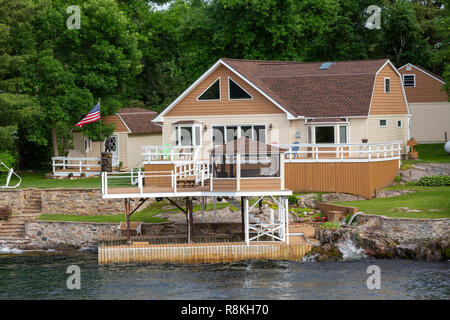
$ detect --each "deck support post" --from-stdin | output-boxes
[186,197,194,244]
[244,197,249,245]
[201,196,205,223]
[241,196,245,236]
[125,198,131,244]
[213,197,217,223]
[285,196,290,244]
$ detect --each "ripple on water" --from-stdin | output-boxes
[0,251,448,300]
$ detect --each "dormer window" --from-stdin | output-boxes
[197,78,220,101]
[384,77,391,93]
[403,74,415,87]
[228,77,253,100]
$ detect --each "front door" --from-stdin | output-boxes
[104,135,119,167]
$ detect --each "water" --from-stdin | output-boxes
[0,251,448,300]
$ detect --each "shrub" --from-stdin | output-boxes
[0,206,12,221]
[288,194,298,205]
[80,172,86,178]
[319,221,341,229]
[416,175,450,187]
[68,172,74,178]
[394,175,401,183]
[0,150,18,183]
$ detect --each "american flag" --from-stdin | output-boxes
[75,102,100,127]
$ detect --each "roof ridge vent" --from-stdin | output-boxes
[319,62,335,70]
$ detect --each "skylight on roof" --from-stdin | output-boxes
[319,62,334,70]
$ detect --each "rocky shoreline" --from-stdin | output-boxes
[306,216,450,262]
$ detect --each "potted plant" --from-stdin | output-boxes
[0,206,12,221]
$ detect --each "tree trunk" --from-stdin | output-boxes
[51,127,59,157]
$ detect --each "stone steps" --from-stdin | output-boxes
[0,190,42,240]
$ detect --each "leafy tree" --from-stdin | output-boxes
[20,0,142,158]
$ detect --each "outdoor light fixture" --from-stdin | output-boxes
[203,124,208,132]
[269,123,273,131]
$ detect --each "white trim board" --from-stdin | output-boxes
[398,63,445,84]
[153,59,297,122]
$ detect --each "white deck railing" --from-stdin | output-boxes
[102,169,214,196]
[280,142,402,162]
[52,157,101,175]
[141,145,200,162]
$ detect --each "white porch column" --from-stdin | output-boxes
[285,196,290,244]
[244,197,249,245]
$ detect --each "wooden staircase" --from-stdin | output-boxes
[0,190,42,240]
[176,176,210,188]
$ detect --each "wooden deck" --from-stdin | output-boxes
[98,241,312,264]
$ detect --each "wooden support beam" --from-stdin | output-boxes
[186,197,194,244]
[129,198,149,216]
[125,198,131,244]
[166,197,187,214]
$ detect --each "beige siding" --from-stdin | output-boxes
[348,118,368,144]
[409,102,450,143]
[163,114,290,159]
[289,120,308,144]
[127,133,163,168]
[72,132,85,153]
[370,64,408,115]
[367,115,410,152]
[166,65,284,117]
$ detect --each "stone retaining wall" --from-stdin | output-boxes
[41,189,124,215]
[0,189,25,214]
[24,220,243,249]
[356,214,450,243]
[0,188,125,215]
[25,220,118,248]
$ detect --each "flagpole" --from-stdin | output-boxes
[98,98,102,141]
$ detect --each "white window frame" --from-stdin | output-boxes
[197,77,221,101]
[384,77,391,93]
[402,74,416,88]
[228,76,253,100]
[174,124,202,147]
[211,124,267,146]
[397,120,402,128]
[307,124,349,144]
[338,125,349,144]
[313,125,336,144]
[84,137,91,153]
[379,119,388,127]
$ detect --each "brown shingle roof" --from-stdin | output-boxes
[117,108,162,134]
[222,58,389,117]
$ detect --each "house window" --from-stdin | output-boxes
[339,126,348,144]
[397,120,402,128]
[84,137,91,153]
[315,126,335,143]
[403,74,415,87]
[384,77,391,93]
[197,78,220,101]
[228,77,252,100]
[212,125,266,145]
[379,119,387,127]
[174,125,202,146]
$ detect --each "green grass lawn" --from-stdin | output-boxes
[11,172,102,189]
[403,143,450,164]
[37,200,231,223]
[333,186,450,219]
